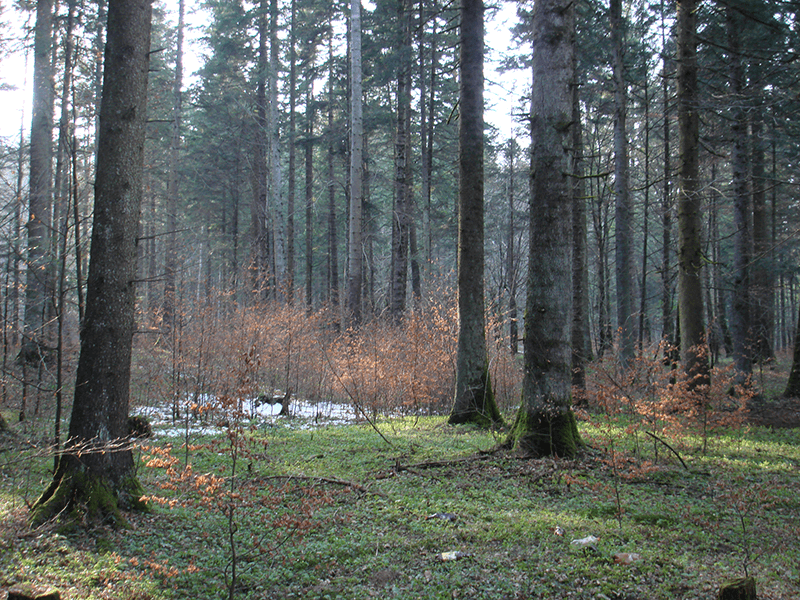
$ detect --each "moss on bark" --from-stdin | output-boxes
[506,407,582,458]
[30,464,146,529]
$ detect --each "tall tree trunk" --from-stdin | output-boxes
[661,0,674,359]
[24,0,55,362]
[751,95,773,361]
[163,0,184,332]
[676,0,708,384]
[52,0,77,454]
[611,0,634,366]
[638,76,651,352]
[269,0,286,296]
[287,0,297,303]
[419,0,433,284]
[507,139,519,355]
[390,0,413,321]
[507,0,580,456]
[305,89,315,311]
[32,0,153,526]
[448,0,501,427]
[252,0,270,299]
[346,0,364,326]
[326,32,339,309]
[727,6,752,379]
[571,43,588,395]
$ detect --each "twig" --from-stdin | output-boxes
[261,474,385,497]
[645,431,689,471]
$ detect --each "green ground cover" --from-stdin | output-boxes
[1,413,799,599]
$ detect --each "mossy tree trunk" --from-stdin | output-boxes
[31,0,152,528]
[448,0,502,428]
[506,0,581,457]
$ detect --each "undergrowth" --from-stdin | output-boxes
[2,415,799,599]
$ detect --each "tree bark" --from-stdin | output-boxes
[252,0,270,299]
[287,0,297,303]
[611,0,634,366]
[676,0,708,385]
[24,0,55,361]
[449,0,501,427]
[727,6,752,380]
[390,0,413,321]
[571,42,588,395]
[163,0,184,332]
[346,0,364,327]
[32,0,153,527]
[506,0,581,456]
[269,0,286,296]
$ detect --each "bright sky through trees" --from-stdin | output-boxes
[0,1,528,141]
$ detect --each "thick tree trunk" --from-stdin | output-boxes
[449,0,501,427]
[32,0,153,527]
[676,0,708,385]
[506,0,580,455]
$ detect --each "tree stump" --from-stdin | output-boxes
[718,577,756,600]
[8,584,61,600]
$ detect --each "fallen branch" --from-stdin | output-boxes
[645,431,689,471]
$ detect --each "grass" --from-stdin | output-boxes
[1,411,800,599]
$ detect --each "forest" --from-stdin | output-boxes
[0,0,799,599]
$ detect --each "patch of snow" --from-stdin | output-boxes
[133,394,357,438]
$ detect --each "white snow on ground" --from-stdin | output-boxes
[133,393,357,438]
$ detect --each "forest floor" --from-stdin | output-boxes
[1,395,800,600]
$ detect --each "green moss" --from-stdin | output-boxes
[448,366,503,428]
[30,468,147,529]
[507,406,582,458]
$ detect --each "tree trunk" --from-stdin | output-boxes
[163,0,184,332]
[287,0,297,303]
[507,0,581,456]
[305,88,315,311]
[676,0,708,385]
[507,139,519,355]
[660,0,674,358]
[611,0,634,366]
[252,0,270,299]
[751,96,773,361]
[448,0,501,428]
[24,0,54,362]
[346,0,364,326]
[727,6,752,380]
[32,0,153,527]
[571,44,587,394]
[326,31,339,309]
[390,0,413,321]
[269,0,286,296]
